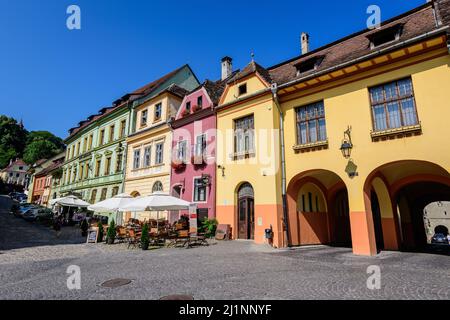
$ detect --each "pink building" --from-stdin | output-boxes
[169,74,231,222]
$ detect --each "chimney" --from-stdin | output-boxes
[221,56,233,80]
[301,32,310,55]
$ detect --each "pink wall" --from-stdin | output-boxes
[171,88,216,220]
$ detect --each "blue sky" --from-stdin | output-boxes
[0,0,425,139]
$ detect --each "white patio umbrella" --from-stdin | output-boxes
[49,195,91,208]
[88,193,134,213]
[118,192,192,229]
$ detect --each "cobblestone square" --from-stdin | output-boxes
[0,210,449,300]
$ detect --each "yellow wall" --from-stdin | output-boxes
[283,49,450,211]
[216,75,285,246]
[221,75,269,105]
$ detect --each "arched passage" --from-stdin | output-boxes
[365,160,450,253]
[287,170,351,247]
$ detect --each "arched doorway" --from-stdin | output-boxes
[237,183,255,240]
[365,160,450,253]
[287,170,351,248]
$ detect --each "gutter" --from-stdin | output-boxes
[271,83,291,248]
[279,26,450,91]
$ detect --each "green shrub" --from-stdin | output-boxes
[201,218,218,238]
[107,219,116,243]
[141,223,150,250]
[97,221,104,242]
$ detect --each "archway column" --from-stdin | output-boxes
[347,184,378,256]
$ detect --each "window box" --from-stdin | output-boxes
[370,123,422,141]
[293,140,329,152]
[181,108,191,117]
[192,104,202,112]
[171,160,186,171]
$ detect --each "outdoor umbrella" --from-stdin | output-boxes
[49,195,91,208]
[88,193,136,224]
[88,193,135,212]
[118,192,192,229]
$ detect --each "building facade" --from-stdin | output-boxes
[124,65,200,222]
[214,0,450,255]
[169,71,231,222]
[0,159,29,187]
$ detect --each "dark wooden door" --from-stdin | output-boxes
[238,197,254,239]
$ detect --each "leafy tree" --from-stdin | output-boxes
[23,139,60,164]
[0,116,28,168]
[27,131,64,149]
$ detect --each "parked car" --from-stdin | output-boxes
[431,233,449,245]
[23,208,53,222]
[9,192,27,203]
[16,204,37,217]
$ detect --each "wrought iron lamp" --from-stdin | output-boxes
[340,126,353,159]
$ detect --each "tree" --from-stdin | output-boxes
[0,116,28,168]
[23,131,64,164]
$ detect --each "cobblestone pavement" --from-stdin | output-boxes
[0,209,449,300]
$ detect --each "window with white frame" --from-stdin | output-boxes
[193,178,207,202]
[195,134,206,157]
[152,181,163,193]
[133,149,141,169]
[141,110,148,127]
[155,142,164,164]
[144,146,151,167]
[177,140,187,162]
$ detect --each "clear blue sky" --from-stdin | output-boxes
[0,0,425,139]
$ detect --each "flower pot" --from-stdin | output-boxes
[107,237,115,245]
[142,242,149,250]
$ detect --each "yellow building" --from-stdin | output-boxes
[216,0,450,255]
[123,65,200,221]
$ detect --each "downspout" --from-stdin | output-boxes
[121,101,133,193]
[271,83,291,248]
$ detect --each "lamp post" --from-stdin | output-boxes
[340,126,353,159]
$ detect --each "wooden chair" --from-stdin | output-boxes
[127,229,140,249]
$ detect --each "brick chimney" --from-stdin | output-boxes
[221,56,233,80]
[301,32,310,55]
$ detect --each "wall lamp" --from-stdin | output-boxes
[217,165,225,177]
[340,126,353,159]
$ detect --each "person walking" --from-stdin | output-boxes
[53,215,62,238]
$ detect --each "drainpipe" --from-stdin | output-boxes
[121,101,133,193]
[271,83,291,248]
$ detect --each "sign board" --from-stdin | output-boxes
[189,204,198,236]
[86,227,99,244]
[215,224,231,240]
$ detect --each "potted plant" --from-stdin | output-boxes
[181,108,190,117]
[201,218,218,238]
[192,104,202,112]
[141,223,150,250]
[106,219,116,245]
[97,220,104,243]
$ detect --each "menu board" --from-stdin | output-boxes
[189,204,198,236]
[86,227,99,244]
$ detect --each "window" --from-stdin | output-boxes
[295,56,325,75]
[83,137,88,153]
[77,142,81,156]
[195,134,206,157]
[296,101,327,145]
[88,134,93,150]
[120,120,126,138]
[90,189,97,203]
[100,188,108,201]
[80,164,84,180]
[193,178,207,202]
[109,125,115,142]
[84,163,89,179]
[105,157,111,175]
[155,143,164,165]
[95,159,101,177]
[234,115,254,154]
[99,129,105,146]
[368,24,403,49]
[186,101,191,113]
[144,146,152,167]
[154,103,162,121]
[141,110,148,127]
[197,96,203,107]
[177,140,187,162]
[116,154,123,173]
[152,181,163,193]
[112,187,119,197]
[133,149,141,170]
[369,78,418,132]
[238,83,247,96]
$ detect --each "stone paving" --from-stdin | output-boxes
[0,209,449,300]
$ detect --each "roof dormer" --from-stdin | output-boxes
[294,55,325,76]
[367,23,404,49]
